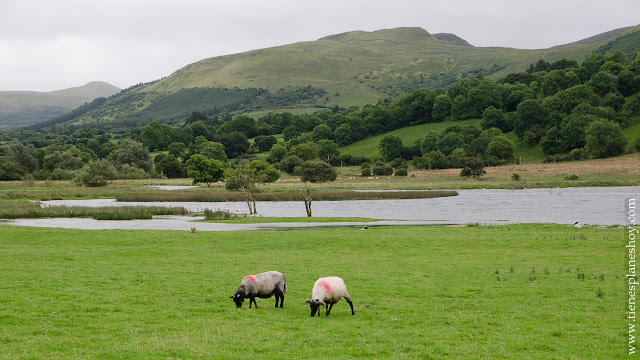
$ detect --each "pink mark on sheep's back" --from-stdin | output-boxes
[320,280,331,293]
[245,275,258,291]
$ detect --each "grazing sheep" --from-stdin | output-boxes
[574,222,583,229]
[306,276,354,317]
[230,271,287,309]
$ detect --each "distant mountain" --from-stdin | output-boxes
[432,33,473,47]
[0,81,120,132]
[553,26,634,48]
[33,25,640,131]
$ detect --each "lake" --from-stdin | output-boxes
[3,186,637,231]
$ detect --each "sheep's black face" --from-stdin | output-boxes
[231,294,245,308]
[309,299,322,317]
[310,303,319,317]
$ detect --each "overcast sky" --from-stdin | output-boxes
[1,0,638,92]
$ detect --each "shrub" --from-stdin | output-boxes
[412,156,429,170]
[390,158,406,169]
[459,157,486,178]
[511,173,521,181]
[73,159,118,187]
[361,163,371,176]
[300,161,337,183]
[120,164,149,179]
[372,161,393,176]
[279,155,303,175]
[394,167,408,176]
[568,148,587,160]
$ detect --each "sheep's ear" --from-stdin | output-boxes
[306,299,311,304]
[230,296,234,298]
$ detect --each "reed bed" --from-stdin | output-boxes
[116,190,458,202]
[203,208,246,220]
[0,201,189,220]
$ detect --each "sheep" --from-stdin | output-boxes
[306,276,354,317]
[574,221,583,229]
[230,271,287,309]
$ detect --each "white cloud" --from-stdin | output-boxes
[0,0,638,91]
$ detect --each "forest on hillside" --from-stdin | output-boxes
[0,50,638,183]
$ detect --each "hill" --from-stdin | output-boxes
[29,25,640,131]
[0,82,120,132]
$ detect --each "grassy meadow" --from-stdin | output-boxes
[0,224,625,359]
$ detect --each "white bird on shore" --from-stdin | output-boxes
[574,222,582,229]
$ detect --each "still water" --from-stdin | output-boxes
[5,186,639,231]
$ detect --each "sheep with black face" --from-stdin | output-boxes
[306,276,354,317]
[230,271,287,309]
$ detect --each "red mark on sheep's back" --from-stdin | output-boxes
[320,280,331,293]
[245,275,258,292]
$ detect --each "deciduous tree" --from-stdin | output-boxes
[300,160,337,183]
[459,157,486,178]
[186,154,225,187]
[584,119,627,158]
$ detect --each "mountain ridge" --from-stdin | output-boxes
[9,25,640,131]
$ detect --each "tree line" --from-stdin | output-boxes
[1,50,639,183]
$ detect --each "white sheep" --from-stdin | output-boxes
[230,271,287,309]
[574,221,583,229]
[306,276,354,317]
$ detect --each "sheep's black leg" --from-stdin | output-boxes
[280,294,284,308]
[327,303,334,316]
[275,293,281,308]
[346,298,354,315]
[250,297,257,308]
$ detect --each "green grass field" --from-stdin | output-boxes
[0,224,624,359]
[338,119,483,158]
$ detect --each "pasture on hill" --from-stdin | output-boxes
[0,224,624,359]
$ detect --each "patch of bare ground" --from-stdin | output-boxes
[410,153,640,178]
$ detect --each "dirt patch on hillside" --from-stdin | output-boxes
[410,154,640,178]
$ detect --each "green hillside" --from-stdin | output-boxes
[0,82,121,132]
[339,119,482,157]
[146,27,599,105]
[43,25,639,131]
[337,118,552,164]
